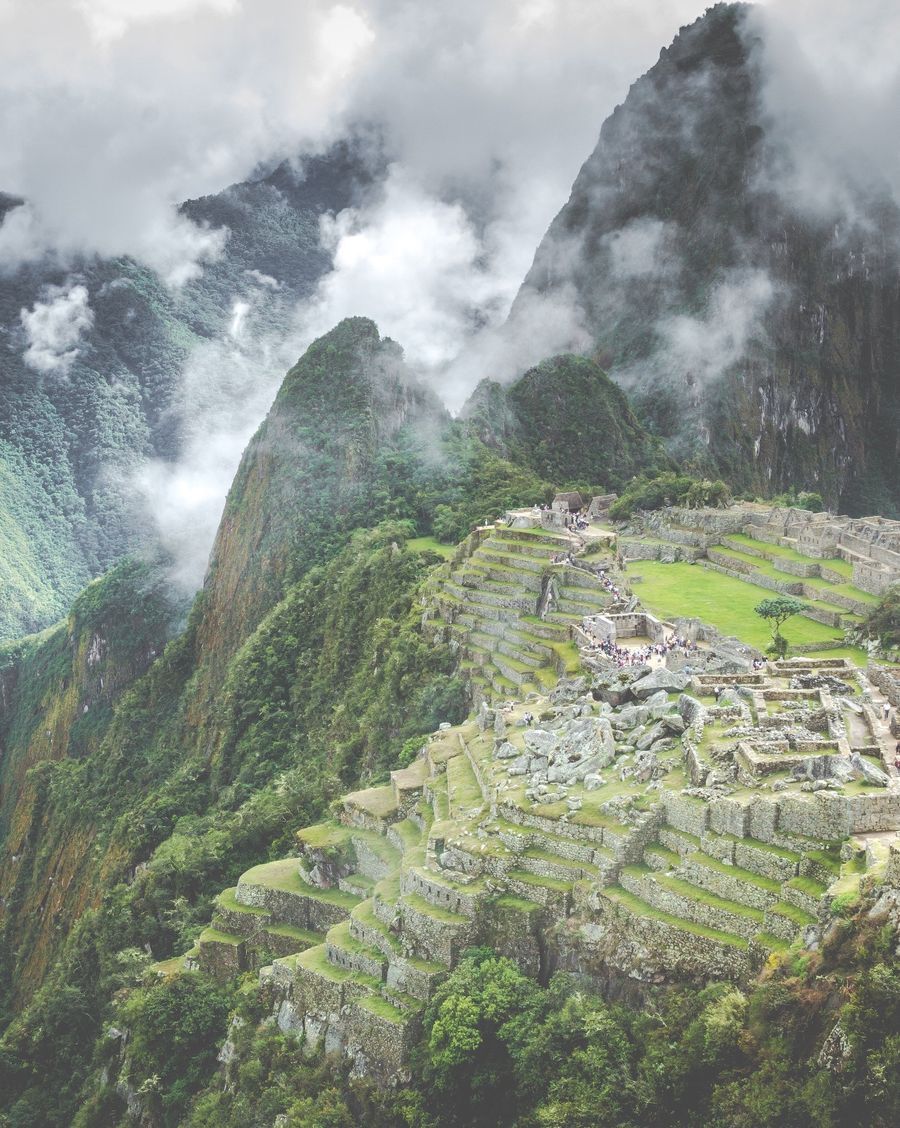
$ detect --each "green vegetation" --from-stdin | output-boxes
[609,472,732,520]
[754,596,808,658]
[0,298,896,1128]
[769,488,825,512]
[102,921,899,1128]
[501,354,667,487]
[856,584,900,650]
[0,524,465,1125]
[406,536,457,560]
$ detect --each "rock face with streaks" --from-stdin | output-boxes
[513,2,900,514]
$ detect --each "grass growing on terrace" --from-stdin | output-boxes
[726,534,854,578]
[406,536,458,560]
[630,562,867,663]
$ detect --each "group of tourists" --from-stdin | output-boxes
[597,569,623,601]
[586,634,697,670]
[565,512,590,532]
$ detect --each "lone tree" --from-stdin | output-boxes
[754,596,806,658]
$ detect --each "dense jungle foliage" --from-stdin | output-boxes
[462,355,667,492]
[0,146,370,641]
[62,906,900,1128]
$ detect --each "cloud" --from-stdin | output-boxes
[607,219,676,281]
[0,0,374,281]
[0,1,766,587]
[75,0,239,44]
[659,268,776,391]
[297,167,509,374]
[747,0,900,227]
[0,1,707,286]
[20,280,94,374]
[127,308,302,589]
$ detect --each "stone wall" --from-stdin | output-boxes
[559,896,757,986]
[663,793,710,836]
[581,612,666,644]
[869,665,900,708]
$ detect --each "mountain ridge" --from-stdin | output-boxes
[514,1,900,515]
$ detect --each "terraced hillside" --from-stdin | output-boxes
[704,533,877,629]
[426,525,611,701]
[162,505,900,1084]
[618,505,895,659]
[175,650,900,1082]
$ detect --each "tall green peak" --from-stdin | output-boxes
[194,319,448,699]
[461,353,664,490]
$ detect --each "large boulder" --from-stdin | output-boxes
[555,715,616,767]
[636,722,668,751]
[612,704,649,731]
[507,755,531,777]
[630,668,689,700]
[523,728,558,756]
[850,753,891,787]
[544,716,617,784]
[550,676,589,704]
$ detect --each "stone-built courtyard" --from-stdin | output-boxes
[170,503,900,1083]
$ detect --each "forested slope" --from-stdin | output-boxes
[0,144,372,639]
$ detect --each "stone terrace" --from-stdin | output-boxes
[172,508,900,1084]
[423,525,616,703]
[619,503,897,636]
[182,658,900,1081]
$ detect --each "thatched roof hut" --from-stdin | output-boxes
[552,491,583,512]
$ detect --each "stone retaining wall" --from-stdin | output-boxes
[235,880,351,934]
[709,798,750,837]
[496,801,605,844]
[869,665,900,708]
[663,793,710,836]
[733,839,798,882]
[680,857,776,910]
[401,869,483,917]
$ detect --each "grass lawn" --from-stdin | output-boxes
[630,562,867,663]
[406,536,457,560]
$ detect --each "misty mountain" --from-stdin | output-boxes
[462,353,668,488]
[514,1,900,516]
[0,143,375,640]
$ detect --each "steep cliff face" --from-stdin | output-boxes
[191,317,448,711]
[0,562,179,1000]
[514,2,900,513]
[463,353,666,488]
